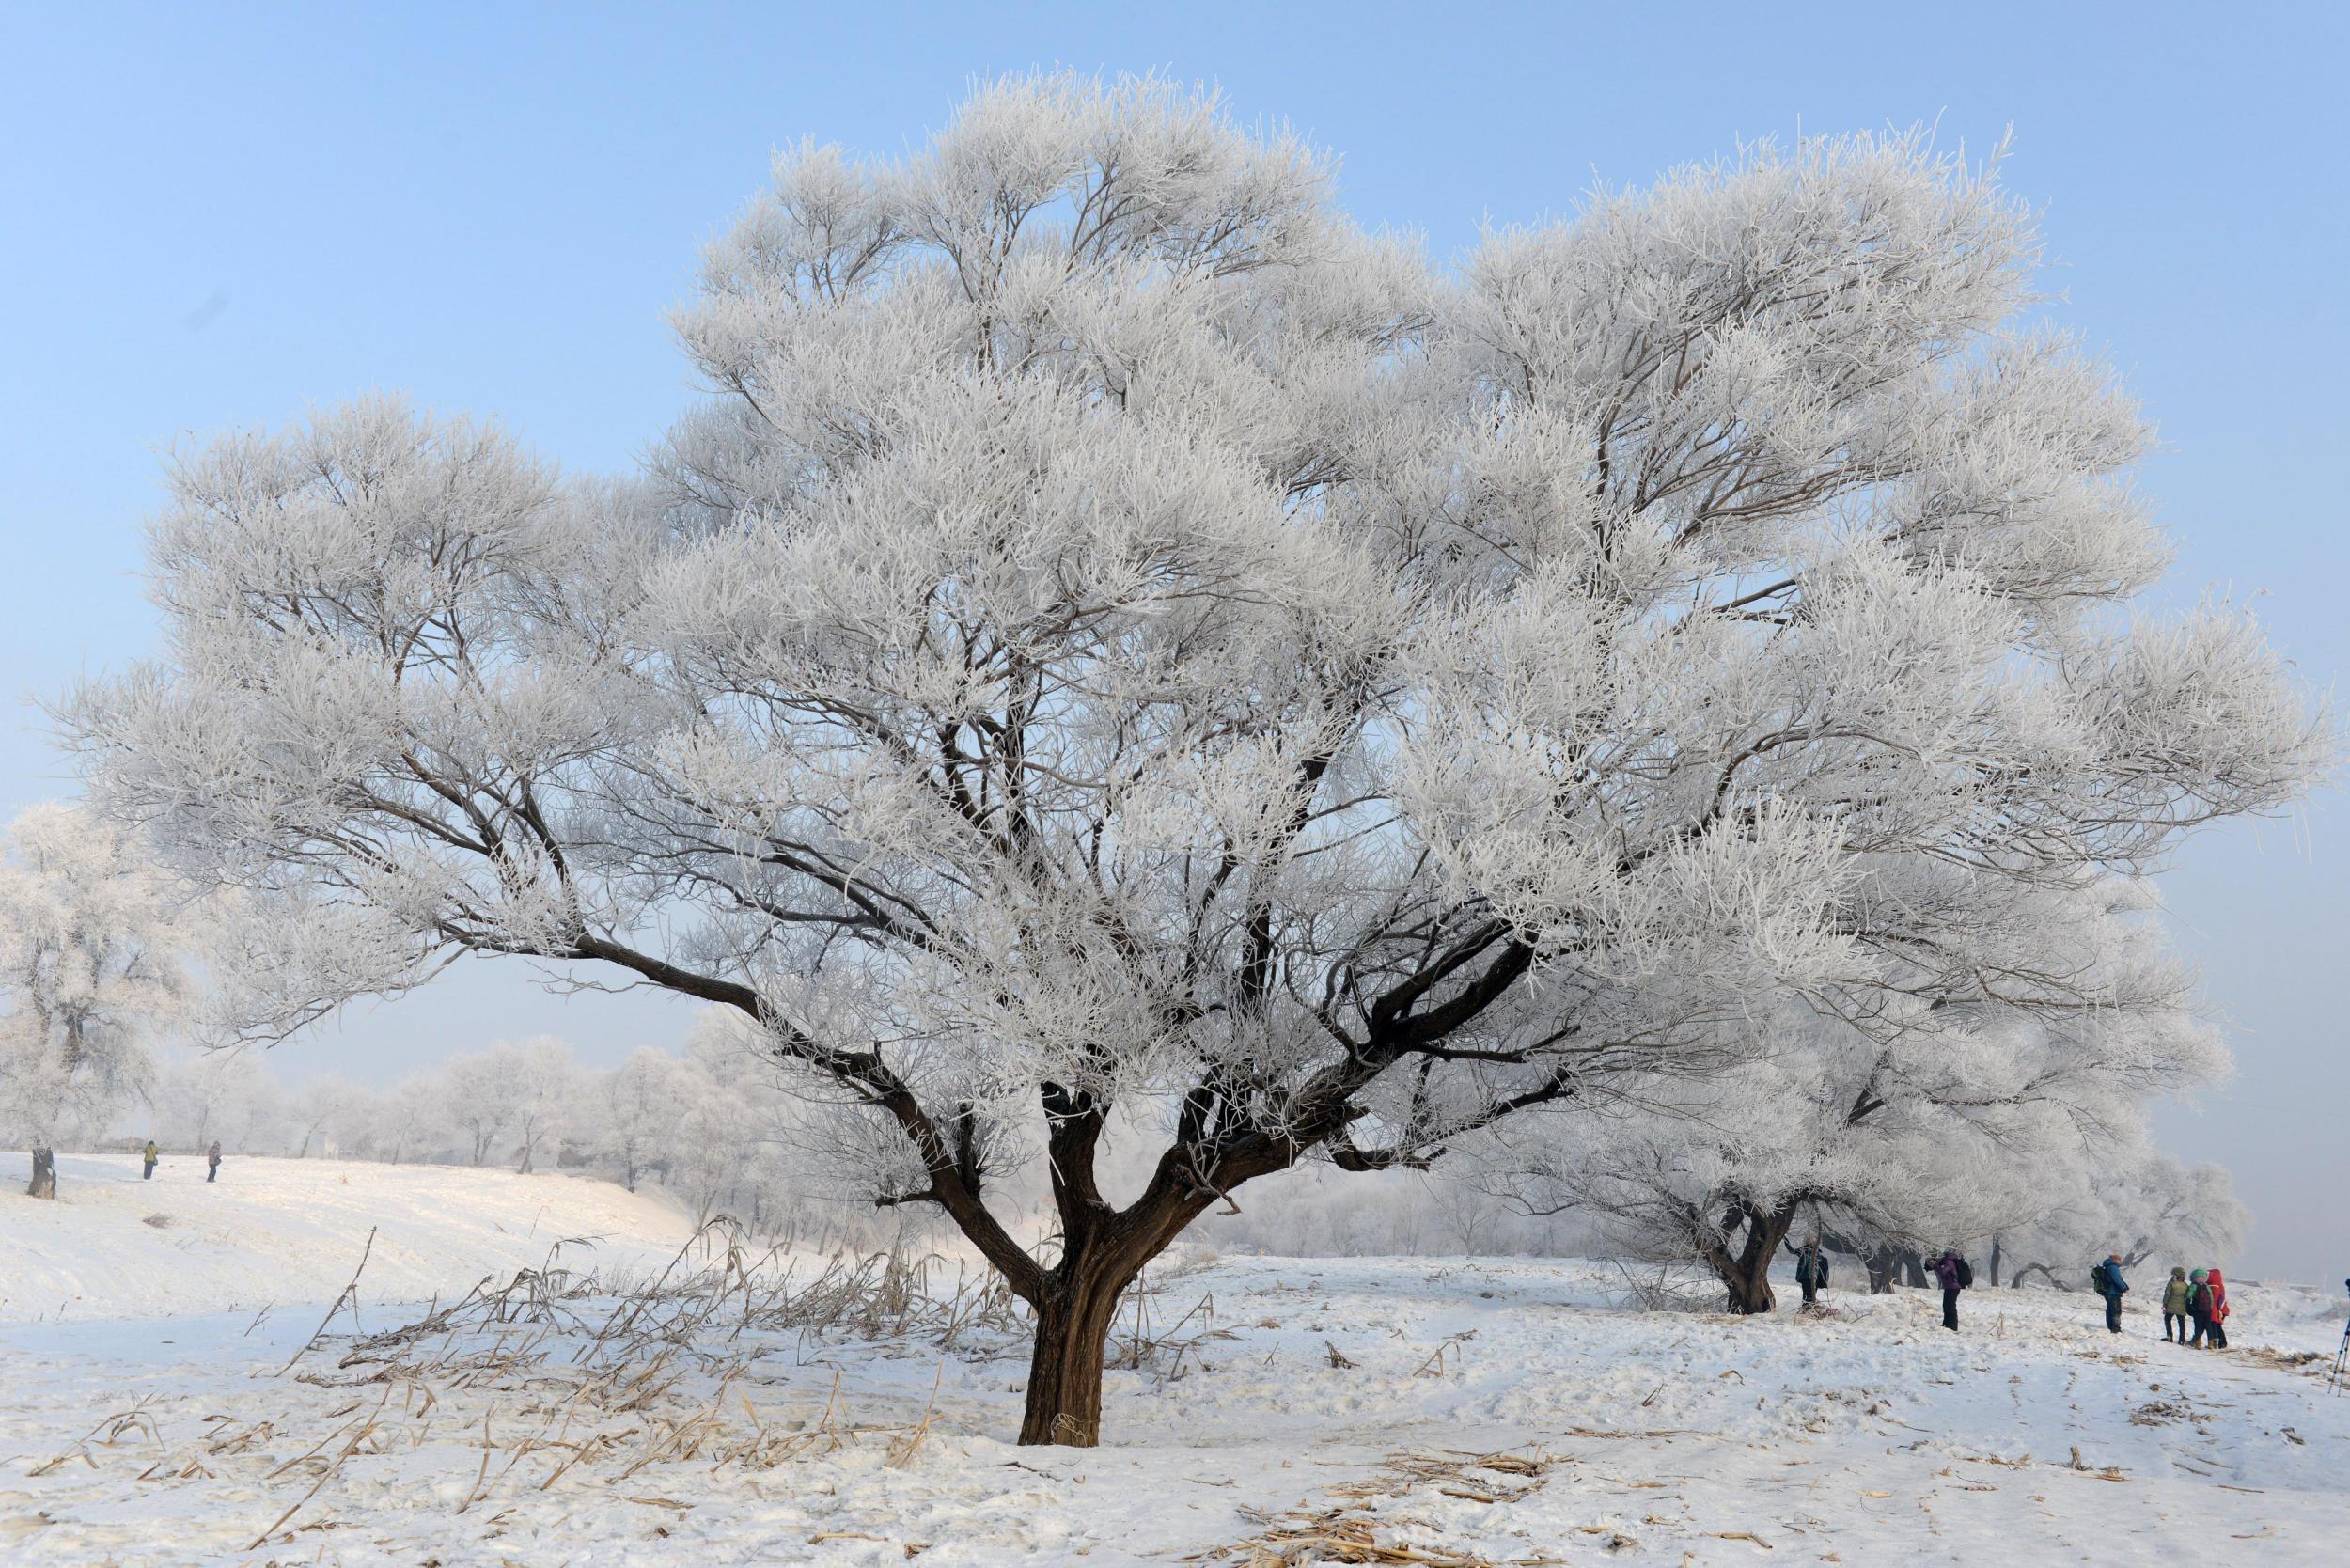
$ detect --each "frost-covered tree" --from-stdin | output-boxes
[60,78,2328,1442]
[439,1053,517,1168]
[432,1037,578,1170]
[589,1046,697,1191]
[1490,881,2223,1311]
[1999,1149,2247,1288]
[346,1074,449,1163]
[289,1074,367,1157]
[498,1036,578,1174]
[0,805,199,1198]
[152,1049,282,1156]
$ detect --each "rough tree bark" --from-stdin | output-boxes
[1704,1199,1801,1314]
[1017,1250,1137,1446]
[27,1147,57,1200]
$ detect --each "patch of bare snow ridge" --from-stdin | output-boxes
[1,1160,2346,1564]
[0,1153,702,1322]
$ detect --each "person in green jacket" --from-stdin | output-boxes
[2186,1269,2212,1345]
[141,1139,159,1180]
[2161,1266,2191,1342]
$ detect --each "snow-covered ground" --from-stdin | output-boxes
[3,1160,2346,1564]
[0,1153,702,1324]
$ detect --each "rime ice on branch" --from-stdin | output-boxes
[60,75,2329,1443]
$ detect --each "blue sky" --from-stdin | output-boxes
[3,2,2343,1278]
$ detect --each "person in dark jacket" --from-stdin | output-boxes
[206,1141,222,1183]
[141,1139,160,1180]
[2092,1254,2128,1333]
[2186,1269,2212,1344]
[1793,1236,1829,1308]
[2161,1266,2190,1342]
[1931,1248,1966,1330]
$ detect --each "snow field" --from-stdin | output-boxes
[0,1153,702,1322]
[0,1162,2346,1564]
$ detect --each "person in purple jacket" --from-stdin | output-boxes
[1932,1248,1968,1330]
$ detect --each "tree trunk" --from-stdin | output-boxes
[1866,1245,1898,1294]
[1988,1236,2003,1288]
[1710,1200,1798,1315]
[27,1147,56,1200]
[1898,1248,1928,1288]
[1015,1253,1132,1447]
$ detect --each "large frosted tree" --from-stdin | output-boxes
[63,77,2325,1443]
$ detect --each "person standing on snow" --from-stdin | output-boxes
[2162,1267,2191,1342]
[1932,1248,1968,1330]
[2186,1269,2213,1344]
[141,1139,160,1180]
[206,1141,222,1184]
[2201,1268,2231,1350]
[2092,1254,2128,1334]
[1793,1237,1829,1308]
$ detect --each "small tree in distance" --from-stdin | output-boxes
[0,804,197,1198]
[62,77,2328,1442]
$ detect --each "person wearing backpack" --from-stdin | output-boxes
[2161,1267,2191,1342]
[2202,1268,2230,1350]
[1793,1237,1829,1308]
[2092,1254,2128,1334]
[1931,1248,1968,1330]
[2186,1269,2212,1344]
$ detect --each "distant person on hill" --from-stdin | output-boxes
[141,1139,159,1180]
[2162,1267,2191,1342]
[2201,1268,2230,1349]
[1931,1248,1969,1330]
[206,1141,221,1183]
[1793,1236,1829,1308]
[2091,1254,2128,1334]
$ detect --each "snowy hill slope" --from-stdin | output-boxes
[0,1152,699,1322]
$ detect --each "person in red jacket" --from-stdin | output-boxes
[2202,1268,2231,1350]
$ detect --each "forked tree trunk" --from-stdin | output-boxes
[27,1147,57,1200]
[1709,1199,1799,1314]
[1016,1255,1133,1446]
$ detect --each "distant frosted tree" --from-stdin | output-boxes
[1491,882,2224,1311]
[0,805,197,1198]
[152,1049,283,1155]
[61,77,2328,1441]
[591,1046,696,1191]
[500,1036,579,1174]
[337,1074,450,1163]
[2000,1150,2247,1288]
[440,1053,517,1168]
[433,1037,578,1171]
[290,1075,367,1157]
